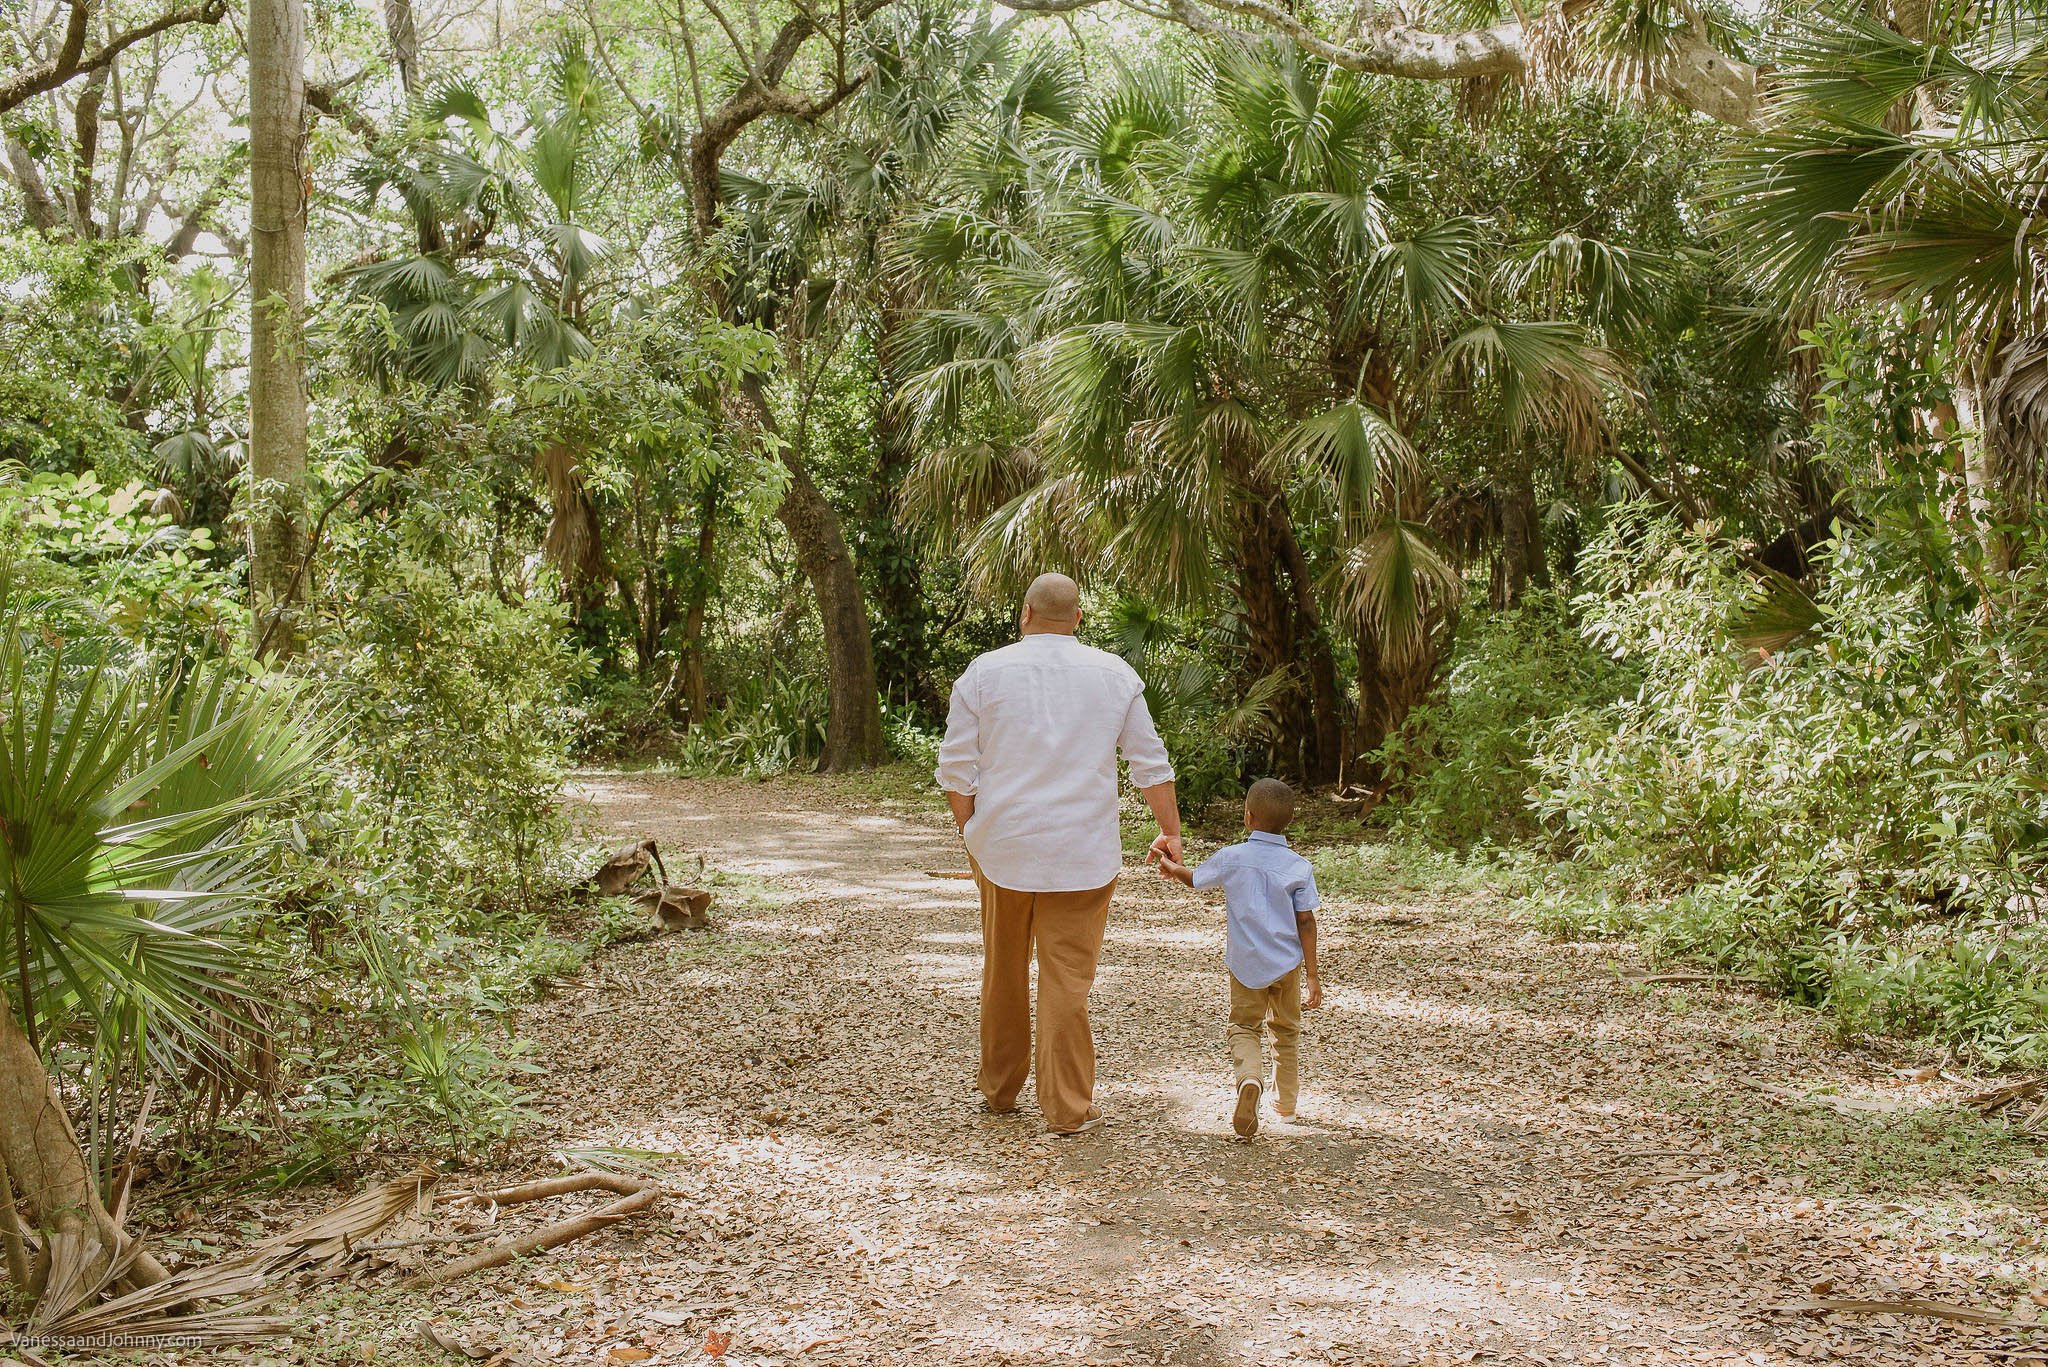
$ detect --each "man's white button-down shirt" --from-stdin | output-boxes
[934,633,1175,893]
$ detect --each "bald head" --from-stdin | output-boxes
[1021,572,1081,634]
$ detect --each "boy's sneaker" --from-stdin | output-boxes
[1232,1079,1262,1137]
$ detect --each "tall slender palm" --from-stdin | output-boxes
[344,43,609,387]
[341,44,619,614]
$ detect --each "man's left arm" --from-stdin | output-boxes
[935,667,981,834]
[1119,688,1181,864]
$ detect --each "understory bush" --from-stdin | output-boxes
[1522,327,2048,1066]
[671,672,829,776]
[314,545,589,912]
[1373,590,1628,845]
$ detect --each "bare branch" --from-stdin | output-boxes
[0,0,230,117]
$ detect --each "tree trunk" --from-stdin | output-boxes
[680,8,886,769]
[247,0,309,656]
[1351,626,1442,782]
[689,65,885,770]
[1273,516,1344,784]
[678,480,719,726]
[1229,454,1342,783]
[748,376,886,770]
[0,1003,169,1291]
[867,283,942,718]
[1494,469,1546,609]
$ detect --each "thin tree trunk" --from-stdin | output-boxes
[745,373,885,770]
[679,481,719,726]
[868,286,941,717]
[247,0,309,656]
[1230,455,1341,782]
[1495,468,1546,608]
[0,1003,169,1290]
[1272,516,1343,783]
[683,10,884,770]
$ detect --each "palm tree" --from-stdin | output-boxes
[341,43,616,615]
[898,39,1631,775]
[1716,0,2048,530]
[0,588,325,1311]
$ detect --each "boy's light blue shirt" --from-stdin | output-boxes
[1191,831,1320,989]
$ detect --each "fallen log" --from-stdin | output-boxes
[404,1172,660,1289]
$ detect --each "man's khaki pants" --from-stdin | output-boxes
[1228,968,1303,1113]
[975,869,1116,1132]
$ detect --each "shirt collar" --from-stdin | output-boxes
[1246,830,1290,847]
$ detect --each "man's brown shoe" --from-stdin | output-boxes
[1049,1105,1105,1136]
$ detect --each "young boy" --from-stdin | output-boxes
[1152,778,1322,1138]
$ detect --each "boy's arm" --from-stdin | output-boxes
[1297,911,1321,1008]
[1295,868,1323,1008]
[1156,856,1194,886]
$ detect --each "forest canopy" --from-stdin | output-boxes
[2,0,2047,1344]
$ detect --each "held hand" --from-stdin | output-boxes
[1145,831,1183,867]
[1303,976,1323,1010]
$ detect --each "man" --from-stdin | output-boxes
[935,572,1180,1135]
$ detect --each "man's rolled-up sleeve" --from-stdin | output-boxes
[1119,686,1175,789]
[934,666,981,795]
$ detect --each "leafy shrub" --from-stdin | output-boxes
[312,547,589,913]
[0,465,242,660]
[1513,319,2048,1064]
[1373,590,1627,845]
[1099,598,1291,816]
[0,235,154,474]
[883,698,942,772]
[671,673,829,776]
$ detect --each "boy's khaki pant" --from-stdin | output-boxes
[974,868,1116,1133]
[1227,968,1302,1113]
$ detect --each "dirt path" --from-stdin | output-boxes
[433,773,2045,1366]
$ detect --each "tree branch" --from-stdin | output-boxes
[305,77,381,144]
[0,0,230,117]
[1001,0,1759,125]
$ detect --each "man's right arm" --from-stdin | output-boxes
[935,665,980,834]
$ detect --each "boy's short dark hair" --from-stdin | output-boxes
[1245,778,1296,832]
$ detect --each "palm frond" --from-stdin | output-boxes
[1270,400,1417,532]
[1324,520,1463,664]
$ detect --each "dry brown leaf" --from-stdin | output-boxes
[536,1279,589,1294]
[420,1322,493,1359]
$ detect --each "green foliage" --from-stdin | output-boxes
[671,674,829,777]
[1096,597,1290,815]
[0,579,325,1091]
[313,546,589,911]
[882,699,942,772]
[0,466,242,658]
[1520,320,2048,1064]
[0,235,154,474]
[1375,591,1629,844]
